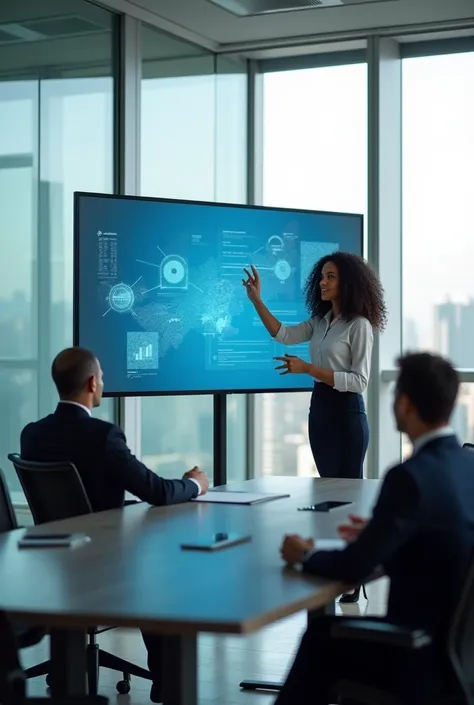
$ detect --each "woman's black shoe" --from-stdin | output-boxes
[339,584,368,604]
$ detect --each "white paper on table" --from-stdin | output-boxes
[192,491,290,505]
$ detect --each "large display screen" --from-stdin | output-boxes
[74,193,363,396]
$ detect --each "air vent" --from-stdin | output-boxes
[206,0,394,16]
[0,15,106,45]
[207,0,334,14]
[21,16,105,38]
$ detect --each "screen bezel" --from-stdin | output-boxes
[73,191,364,398]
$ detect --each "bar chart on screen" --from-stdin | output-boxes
[126,332,159,370]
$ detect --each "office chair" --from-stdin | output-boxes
[0,609,108,705]
[0,467,19,533]
[0,468,50,684]
[463,443,474,452]
[331,556,474,705]
[8,454,152,696]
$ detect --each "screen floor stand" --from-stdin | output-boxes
[213,392,227,487]
[239,601,336,692]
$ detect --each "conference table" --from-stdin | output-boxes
[0,476,380,705]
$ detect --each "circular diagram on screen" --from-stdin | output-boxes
[268,235,284,255]
[109,283,134,312]
[274,259,291,282]
[160,255,188,289]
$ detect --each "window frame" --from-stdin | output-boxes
[246,33,474,479]
[0,6,120,505]
[56,17,473,483]
[249,51,369,478]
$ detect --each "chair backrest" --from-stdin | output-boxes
[0,469,18,534]
[448,554,474,705]
[8,454,92,526]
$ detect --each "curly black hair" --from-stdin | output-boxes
[304,252,387,330]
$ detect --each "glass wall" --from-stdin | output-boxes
[257,61,368,477]
[0,0,116,496]
[4,9,469,488]
[402,51,474,445]
[139,25,248,482]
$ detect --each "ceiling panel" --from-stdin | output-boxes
[112,0,474,48]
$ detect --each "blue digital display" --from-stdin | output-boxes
[74,193,362,396]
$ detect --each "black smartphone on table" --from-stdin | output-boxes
[18,533,91,549]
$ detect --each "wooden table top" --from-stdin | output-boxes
[0,477,380,635]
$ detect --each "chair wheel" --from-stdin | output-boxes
[46,674,53,687]
[116,680,131,695]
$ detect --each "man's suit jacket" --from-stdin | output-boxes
[20,402,199,512]
[304,435,474,638]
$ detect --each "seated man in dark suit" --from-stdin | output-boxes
[276,352,474,705]
[20,346,210,703]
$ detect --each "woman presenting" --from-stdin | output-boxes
[243,252,386,601]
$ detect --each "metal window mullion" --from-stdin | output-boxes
[246,59,263,479]
[36,80,55,418]
[116,15,143,457]
[366,36,403,478]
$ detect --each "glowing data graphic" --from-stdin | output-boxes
[109,283,134,312]
[126,332,159,371]
[75,194,362,395]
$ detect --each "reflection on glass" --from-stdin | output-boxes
[0,83,36,358]
[403,52,474,359]
[42,76,114,414]
[400,383,473,457]
[141,23,214,202]
[0,370,36,499]
[0,0,115,491]
[141,395,213,479]
[139,24,247,482]
[227,395,247,483]
[402,52,474,444]
[258,62,368,477]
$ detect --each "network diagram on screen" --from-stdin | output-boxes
[75,194,362,396]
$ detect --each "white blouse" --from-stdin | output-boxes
[274,310,373,394]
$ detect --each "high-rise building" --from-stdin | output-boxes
[403,318,419,352]
[259,391,313,476]
[434,300,474,367]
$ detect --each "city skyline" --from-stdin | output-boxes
[2,49,474,489]
[0,290,473,490]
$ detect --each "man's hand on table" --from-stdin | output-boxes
[280,534,315,566]
[280,515,369,567]
[183,466,210,495]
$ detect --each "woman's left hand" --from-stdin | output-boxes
[274,354,309,375]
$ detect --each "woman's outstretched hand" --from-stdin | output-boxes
[242,265,261,303]
[274,354,309,375]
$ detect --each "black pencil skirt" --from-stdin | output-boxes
[308,383,369,479]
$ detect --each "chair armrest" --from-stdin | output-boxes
[331,619,432,649]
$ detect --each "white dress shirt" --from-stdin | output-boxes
[274,311,373,394]
[59,400,91,416]
[411,426,456,454]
